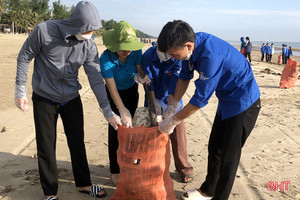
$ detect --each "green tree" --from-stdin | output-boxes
[101,19,117,31]
[30,0,50,21]
[0,0,6,21]
[52,0,71,20]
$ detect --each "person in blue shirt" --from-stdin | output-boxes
[142,46,194,183]
[287,46,293,60]
[156,20,261,200]
[100,21,149,185]
[151,41,157,46]
[266,43,271,62]
[240,37,246,51]
[282,44,288,65]
[261,43,266,61]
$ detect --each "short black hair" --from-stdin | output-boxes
[246,36,250,41]
[157,20,196,52]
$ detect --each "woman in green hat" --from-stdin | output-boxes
[99,21,150,184]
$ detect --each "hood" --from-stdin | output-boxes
[240,37,245,42]
[58,1,102,39]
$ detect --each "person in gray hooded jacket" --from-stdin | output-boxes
[15,1,120,199]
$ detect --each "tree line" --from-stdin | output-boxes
[0,0,153,38]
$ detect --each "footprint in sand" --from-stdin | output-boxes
[0,185,14,195]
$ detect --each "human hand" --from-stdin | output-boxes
[158,115,181,135]
[154,99,162,115]
[15,85,28,112]
[100,105,122,130]
[154,99,167,115]
[107,113,122,130]
[134,73,151,84]
[15,97,28,112]
[162,98,180,119]
[118,107,132,128]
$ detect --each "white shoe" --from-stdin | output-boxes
[181,188,212,200]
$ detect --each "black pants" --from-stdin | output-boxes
[106,84,139,174]
[244,52,251,63]
[261,53,264,61]
[200,99,261,200]
[282,53,287,64]
[266,54,270,62]
[32,93,91,195]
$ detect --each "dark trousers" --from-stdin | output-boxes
[106,84,139,174]
[269,54,273,62]
[282,53,287,64]
[244,52,251,63]
[32,93,91,196]
[170,121,193,176]
[266,54,270,62]
[200,99,261,200]
[261,53,264,61]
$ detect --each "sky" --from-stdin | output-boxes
[49,0,300,42]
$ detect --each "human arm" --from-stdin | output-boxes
[161,42,224,133]
[84,46,121,129]
[158,103,200,134]
[135,50,151,84]
[105,78,132,128]
[15,26,42,112]
[163,78,190,118]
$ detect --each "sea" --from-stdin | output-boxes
[227,41,300,56]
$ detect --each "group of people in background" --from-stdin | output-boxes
[281,44,293,65]
[260,43,275,62]
[240,36,252,64]
[260,43,293,64]
[140,37,152,44]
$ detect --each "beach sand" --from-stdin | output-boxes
[0,34,299,200]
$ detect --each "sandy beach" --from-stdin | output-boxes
[0,33,299,200]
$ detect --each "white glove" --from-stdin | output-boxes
[100,105,122,130]
[15,97,29,112]
[134,73,151,84]
[158,115,181,135]
[162,98,181,119]
[15,85,28,112]
[154,99,167,115]
[107,113,122,130]
[118,107,132,128]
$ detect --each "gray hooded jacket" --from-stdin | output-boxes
[16,1,112,117]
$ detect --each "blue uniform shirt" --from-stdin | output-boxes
[179,32,261,120]
[266,45,271,54]
[100,49,142,90]
[287,49,293,57]
[261,46,266,54]
[142,46,183,110]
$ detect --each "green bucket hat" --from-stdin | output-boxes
[103,21,145,52]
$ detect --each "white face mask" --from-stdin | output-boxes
[75,33,92,41]
[185,46,193,60]
[156,48,171,62]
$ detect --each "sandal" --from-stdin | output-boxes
[43,197,58,200]
[79,185,107,198]
[181,173,194,183]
